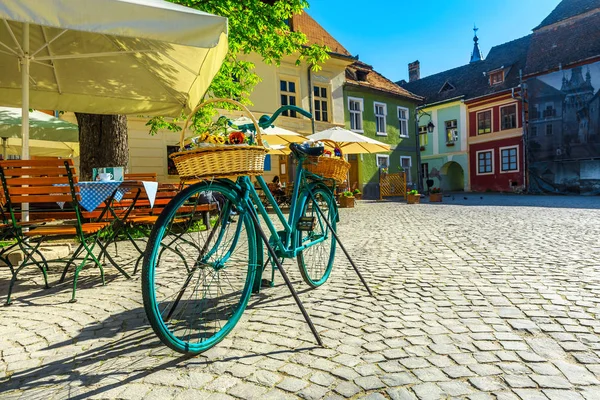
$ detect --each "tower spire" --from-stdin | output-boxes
[470,25,483,63]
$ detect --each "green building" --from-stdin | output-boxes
[343,61,422,199]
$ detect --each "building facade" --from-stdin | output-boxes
[401,30,531,193]
[524,0,600,194]
[343,62,421,198]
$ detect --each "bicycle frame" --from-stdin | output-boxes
[237,155,336,260]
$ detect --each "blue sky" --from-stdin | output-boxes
[306,0,561,82]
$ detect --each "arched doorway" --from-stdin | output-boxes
[440,161,464,192]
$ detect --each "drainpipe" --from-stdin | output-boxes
[518,70,528,192]
[414,107,423,193]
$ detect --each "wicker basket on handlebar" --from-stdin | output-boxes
[169,98,268,181]
[304,140,350,184]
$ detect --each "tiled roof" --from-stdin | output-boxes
[345,61,422,101]
[525,11,600,75]
[399,35,531,105]
[290,13,352,57]
[535,0,600,29]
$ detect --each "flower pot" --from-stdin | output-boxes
[430,193,442,202]
[407,193,420,204]
[339,196,355,208]
[354,193,362,200]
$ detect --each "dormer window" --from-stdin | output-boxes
[490,70,504,85]
[440,81,455,93]
[356,70,369,82]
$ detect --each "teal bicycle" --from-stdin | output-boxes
[141,104,371,355]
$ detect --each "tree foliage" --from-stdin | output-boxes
[147,0,330,135]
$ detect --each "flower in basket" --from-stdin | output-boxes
[208,135,226,145]
[323,149,332,157]
[353,188,361,195]
[334,147,342,157]
[342,190,354,197]
[380,167,388,174]
[430,187,441,194]
[407,189,419,195]
[228,131,245,145]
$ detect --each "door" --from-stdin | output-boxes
[278,156,289,186]
[348,154,359,190]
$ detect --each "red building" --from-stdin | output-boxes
[467,92,525,192]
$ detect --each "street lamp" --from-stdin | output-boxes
[414,108,435,193]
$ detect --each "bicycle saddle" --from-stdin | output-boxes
[289,142,324,158]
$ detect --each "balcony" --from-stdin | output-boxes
[543,109,557,118]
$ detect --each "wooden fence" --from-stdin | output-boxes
[379,172,407,200]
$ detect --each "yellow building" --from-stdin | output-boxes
[125,13,356,183]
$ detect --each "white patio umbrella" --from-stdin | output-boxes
[307,126,391,154]
[0,0,228,159]
[231,116,306,146]
[0,107,79,157]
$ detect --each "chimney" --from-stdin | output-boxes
[408,60,420,82]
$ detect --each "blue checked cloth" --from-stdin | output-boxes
[56,181,122,212]
[56,181,158,212]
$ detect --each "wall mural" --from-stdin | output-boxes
[527,61,600,195]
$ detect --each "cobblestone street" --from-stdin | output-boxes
[2,194,600,399]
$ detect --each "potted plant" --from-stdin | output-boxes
[352,188,362,200]
[429,187,442,202]
[380,167,388,178]
[339,190,355,208]
[406,189,420,204]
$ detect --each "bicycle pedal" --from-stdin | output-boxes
[296,216,316,231]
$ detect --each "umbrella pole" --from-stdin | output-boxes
[21,23,30,222]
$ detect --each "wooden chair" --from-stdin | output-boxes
[124,172,158,182]
[0,159,112,304]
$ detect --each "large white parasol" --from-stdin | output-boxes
[307,126,391,154]
[0,0,228,159]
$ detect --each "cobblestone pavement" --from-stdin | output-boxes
[2,194,600,399]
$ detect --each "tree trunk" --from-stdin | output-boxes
[75,113,128,181]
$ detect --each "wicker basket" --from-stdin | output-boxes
[170,98,268,181]
[304,155,350,184]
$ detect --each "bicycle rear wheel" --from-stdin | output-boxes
[295,185,336,287]
[142,181,256,355]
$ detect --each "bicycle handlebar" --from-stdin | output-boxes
[232,105,313,132]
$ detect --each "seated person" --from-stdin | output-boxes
[267,176,287,204]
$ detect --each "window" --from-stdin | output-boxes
[422,163,429,179]
[477,110,492,134]
[280,79,297,117]
[418,125,428,147]
[501,104,517,130]
[543,103,556,118]
[546,124,553,136]
[374,102,387,135]
[531,104,540,120]
[530,126,537,137]
[313,85,329,122]
[500,146,518,172]
[398,107,409,138]
[445,120,458,144]
[477,150,493,175]
[167,145,180,175]
[348,97,363,132]
[400,156,412,183]
[376,154,389,168]
[489,70,504,85]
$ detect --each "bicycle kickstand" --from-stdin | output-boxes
[247,210,323,347]
[312,200,374,297]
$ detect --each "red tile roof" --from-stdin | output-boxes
[290,13,352,57]
[346,61,422,101]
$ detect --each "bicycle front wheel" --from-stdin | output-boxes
[142,180,257,355]
[295,184,337,287]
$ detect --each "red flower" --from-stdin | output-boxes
[228,131,245,144]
